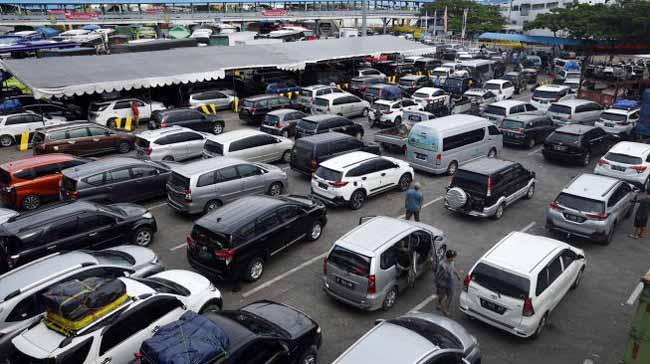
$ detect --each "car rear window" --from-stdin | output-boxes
[372,103,390,111]
[398,79,415,86]
[556,192,605,214]
[297,118,318,130]
[313,98,329,107]
[135,137,150,148]
[351,80,363,88]
[241,99,255,108]
[315,166,342,181]
[191,224,231,249]
[547,132,580,145]
[471,262,530,299]
[0,169,10,184]
[61,175,77,190]
[204,140,224,155]
[299,88,313,98]
[605,152,642,165]
[90,102,110,112]
[264,114,280,126]
[413,92,429,99]
[328,245,370,277]
[365,88,380,97]
[500,119,524,129]
[600,112,627,122]
[293,142,313,159]
[169,172,190,190]
[484,105,507,116]
[548,104,572,115]
[452,170,487,193]
[533,90,561,99]
[485,83,501,91]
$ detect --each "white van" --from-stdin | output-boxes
[406,115,503,175]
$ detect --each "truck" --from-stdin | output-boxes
[374,110,435,154]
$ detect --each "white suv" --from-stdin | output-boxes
[484,79,515,101]
[459,232,586,339]
[310,151,414,209]
[0,112,67,147]
[595,141,650,191]
[594,106,640,137]
[530,85,573,111]
[88,98,166,128]
[9,270,222,364]
[368,99,421,127]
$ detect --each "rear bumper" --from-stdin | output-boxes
[408,158,447,174]
[593,166,647,187]
[260,125,284,136]
[322,278,380,311]
[444,202,498,218]
[187,250,233,280]
[503,135,528,145]
[542,148,586,163]
[545,213,609,241]
[167,196,202,214]
[459,305,535,338]
[310,189,347,207]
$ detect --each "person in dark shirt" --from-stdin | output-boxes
[630,193,650,239]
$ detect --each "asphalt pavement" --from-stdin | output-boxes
[0,88,647,364]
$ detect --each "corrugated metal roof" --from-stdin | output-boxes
[478,32,583,47]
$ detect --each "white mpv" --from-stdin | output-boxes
[459,231,586,338]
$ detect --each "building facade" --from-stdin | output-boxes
[500,0,607,35]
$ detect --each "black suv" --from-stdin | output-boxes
[445,158,536,220]
[187,195,327,283]
[290,132,380,175]
[148,108,225,135]
[294,115,364,139]
[134,301,322,364]
[0,201,157,272]
[543,125,613,166]
[500,112,556,148]
[398,74,433,96]
[239,94,295,125]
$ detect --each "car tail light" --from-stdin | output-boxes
[513,128,524,134]
[597,159,609,166]
[6,255,18,269]
[145,147,152,155]
[631,165,647,173]
[326,107,331,112]
[69,191,79,200]
[186,235,196,249]
[184,189,192,202]
[323,257,327,274]
[586,212,609,221]
[549,201,561,211]
[214,248,235,265]
[329,181,348,188]
[367,275,376,294]
[486,176,492,197]
[311,160,318,169]
[160,122,167,128]
[250,107,257,113]
[463,274,471,292]
[382,110,391,114]
[618,121,630,126]
[427,98,433,103]
[435,153,441,161]
[132,352,143,364]
[276,123,282,128]
[523,297,535,317]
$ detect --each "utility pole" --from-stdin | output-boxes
[361,0,367,36]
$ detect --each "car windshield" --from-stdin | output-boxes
[452,170,487,194]
[315,166,342,181]
[484,105,506,116]
[556,193,605,214]
[90,102,110,112]
[501,119,524,129]
[90,250,135,266]
[313,98,329,107]
[299,88,313,98]
[548,104,572,114]
[328,245,370,277]
[547,132,580,144]
[297,119,318,130]
[471,262,530,299]
[204,140,223,155]
[135,277,190,296]
[241,99,255,108]
[485,83,501,90]
[533,90,561,99]
[0,168,10,185]
[31,132,45,145]
[413,92,429,99]
[398,79,415,86]
[605,152,642,165]
[600,112,627,122]
[388,318,462,349]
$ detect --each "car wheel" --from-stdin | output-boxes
[603,226,615,245]
[244,257,265,282]
[394,116,402,126]
[398,173,412,192]
[571,267,584,290]
[203,199,222,214]
[528,138,536,148]
[355,131,363,140]
[21,195,41,210]
[212,123,224,135]
[199,301,222,314]
[162,155,174,161]
[362,108,369,117]
[298,347,318,364]
[488,148,497,158]
[582,151,591,166]
[447,161,458,176]
[644,177,650,193]
[132,226,154,247]
[107,119,117,129]
[306,220,323,241]
[0,134,14,147]
[492,203,505,220]
[281,150,291,163]
[382,286,397,311]
[268,182,283,196]
[524,184,535,200]
[531,313,548,339]
[349,190,366,210]
[117,141,131,154]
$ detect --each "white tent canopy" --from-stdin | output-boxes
[1,36,435,99]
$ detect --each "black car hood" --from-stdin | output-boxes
[242,301,315,339]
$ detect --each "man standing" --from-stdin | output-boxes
[435,250,462,317]
[630,192,650,239]
[405,182,423,221]
[131,100,140,129]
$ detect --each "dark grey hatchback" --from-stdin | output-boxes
[60,157,171,203]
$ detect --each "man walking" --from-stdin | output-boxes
[405,182,423,221]
[435,250,462,317]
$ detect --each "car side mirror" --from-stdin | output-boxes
[280,343,290,354]
[374,319,385,326]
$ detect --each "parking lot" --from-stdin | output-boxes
[0,87,647,364]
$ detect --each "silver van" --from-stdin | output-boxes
[322,216,446,311]
[547,99,604,126]
[166,157,289,214]
[311,93,370,118]
[135,126,208,162]
[406,115,503,175]
[203,129,294,163]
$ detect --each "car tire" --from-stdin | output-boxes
[0,134,14,147]
[212,123,224,135]
[305,220,323,241]
[298,347,318,364]
[117,141,131,154]
[355,131,363,140]
[524,183,535,200]
[528,138,536,148]
[492,203,505,220]
[199,300,222,314]
[582,151,591,166]
[531,313,548,339]
[203,199,222,214]
[398,173,412,192]
[281,150,291,163]
[394,116,402,126]
[488,148,497,158]
[132,226,154,247]
[243,257,265,282]
[268,182,283,196]
[571,267,584,290]
[382,286,397,311]
[644,177,650,193]
[107,119,117,129]
[447,161,458,176]
[162,155,174,161]
[349,190,366,210]
[603,225,615,245]
[21,195,41,210]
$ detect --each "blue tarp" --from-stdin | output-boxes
[613,99,641,111]
[81,25,100,31]
[36,27,59,38]
[633,90,650,137]
[0,99,22,113]
[140,311,230,364]
[478,32,583,47]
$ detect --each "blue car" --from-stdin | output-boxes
[266,80,300,94]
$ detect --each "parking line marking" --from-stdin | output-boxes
[242,253,328,298]
[520,221,536,233]
[410,294,438,312]
[398,196,444,218]
[527,147,543,156]
[626,267,650,305]
[145,202,168,210]
[583,359,594,364]
[169,242,186,252]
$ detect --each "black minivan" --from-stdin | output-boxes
[294,115,365,139]
[186,195,327,283]
[238,94,295,125]
[500,112,556,148]
[542,125,614,166]
[290,132,380,175]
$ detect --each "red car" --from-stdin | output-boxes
[0,153,90,210]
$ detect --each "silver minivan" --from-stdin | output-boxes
[322,216,446,311]
[203,129,294,163]
[547,99,603,126]
[406,115,503,175]
[311,93,370,118]
[135,126,208,161]
[166,157,289,214]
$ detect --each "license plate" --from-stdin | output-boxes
[198,246,212,260]
[136,149,144,155]
[335,276,354,289]
[415,152,427,161]
[318,182,328,189]
[605,122,615,127]
[564,214,584,222]
[480,298,506,314]
[554,145,567,151]
[611,165,626,171]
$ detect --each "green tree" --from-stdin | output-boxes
[421,0,505,37]
[523,9,565,39]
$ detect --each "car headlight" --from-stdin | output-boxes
[316,326,321,334]
[209,283,217,292]
[142,212,153,219]
[151,255,160,264]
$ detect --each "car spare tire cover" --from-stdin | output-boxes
[446,187,468,209]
